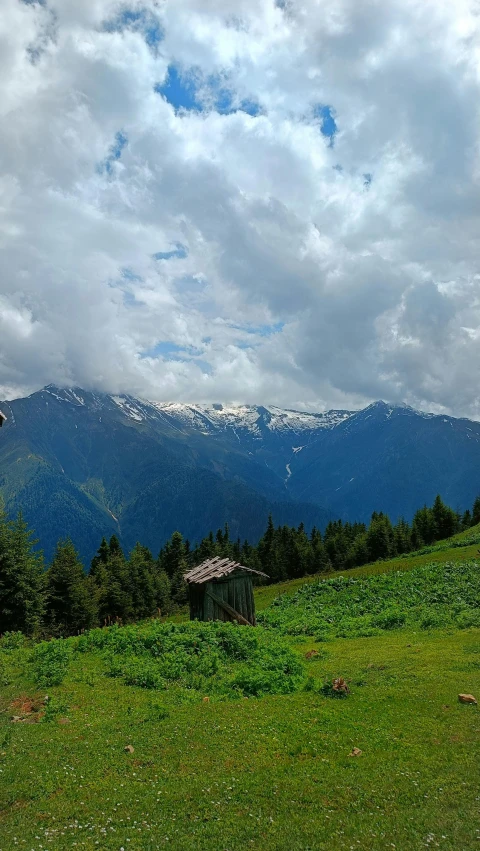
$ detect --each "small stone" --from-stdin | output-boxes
[458,693,477,705]
[124,744,135,753]
[11,716,23,723]
[348,747,362,757]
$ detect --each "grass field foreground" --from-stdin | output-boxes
[1,536,480,850]
[0,626,479,850]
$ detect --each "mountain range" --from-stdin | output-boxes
[1,385,479,564]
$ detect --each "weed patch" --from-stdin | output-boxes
[258,560,480,639]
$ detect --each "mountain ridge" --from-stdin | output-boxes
[2,385,480,565]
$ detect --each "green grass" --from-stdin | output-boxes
[1,540,480,851]
[0,626,479,850]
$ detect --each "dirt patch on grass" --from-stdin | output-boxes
[9,694,46,723]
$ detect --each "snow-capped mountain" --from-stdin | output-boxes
[46,387,353,438]
[1,385,480,564]
[147,401,353,438]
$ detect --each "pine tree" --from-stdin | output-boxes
[46,540,97,636]
[432,494,458,540]
[0,510,45,636]
[366,515,395,561]
[259,518,286,582]
[90,537,109,579]
[196,531,216,562]
[461,509,472,530]
[153,567,171,614]
[105,536,132,622]
[170,558,189,605]
[161,531,187,579]
[311,537,332,573]
[90,535,132,623]
[128,543,157,620]
[412,505,436,546]
[89,538,110,623]
[472,496,480,526]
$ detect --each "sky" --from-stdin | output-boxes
[1,0,480,416]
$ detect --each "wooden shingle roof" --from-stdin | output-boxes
[184,556,268,584]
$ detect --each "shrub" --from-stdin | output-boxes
[0,631,26,650]
[75,619,306,700]
[373,607,406,630]
[455,609,480,629]
[32,639,72,687]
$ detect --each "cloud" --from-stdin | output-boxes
[1,0,480,416]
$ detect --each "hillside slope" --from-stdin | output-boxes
[288,401,480,522]
[2,386,480,564]
[255,522,480,610]
[0,387,331,563]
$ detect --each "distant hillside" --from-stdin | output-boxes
[0,387,332,563]
[1,386,480,564]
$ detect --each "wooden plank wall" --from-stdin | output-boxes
[188,574,256,625]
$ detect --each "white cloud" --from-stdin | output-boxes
[1,0,480,416]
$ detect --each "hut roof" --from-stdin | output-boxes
[184,556,268,585]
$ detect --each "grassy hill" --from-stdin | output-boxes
[1,536,479,850]
[255,522,480,610]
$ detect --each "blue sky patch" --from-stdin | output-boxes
[153,243,188,261]
[122,291,140,307]
[155,65,262,117]
[314,104,337,146]
[155,66,200,112]
[194,359,213,375]
[249,321,285,337]
[98,131,128,176]
[140,341,202,360]
[120,266,141,282]
[230,321,285,339]
[103,7,163,53]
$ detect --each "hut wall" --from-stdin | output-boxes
[189,573,255,625]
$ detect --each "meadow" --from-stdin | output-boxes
[1,537,479,850]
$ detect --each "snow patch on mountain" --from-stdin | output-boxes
[149,402,353,435]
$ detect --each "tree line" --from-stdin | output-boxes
[1,494,480,638]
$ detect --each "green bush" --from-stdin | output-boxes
[31,639,72,687]
[455,609,480,629]
[0,631,26,650]
[373,607,406,630]
[73,620,306,700]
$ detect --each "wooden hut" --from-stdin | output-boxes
[184,557,268,626]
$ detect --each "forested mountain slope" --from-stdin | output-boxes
[0,387,331,562]
[1,386,480,563]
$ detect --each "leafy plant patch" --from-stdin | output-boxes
[258,560,480,639]
[29,620,306,700]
